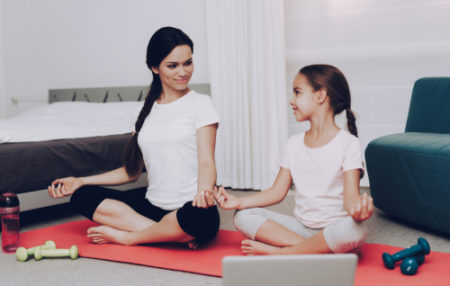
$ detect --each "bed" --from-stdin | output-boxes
[0,84,210,211]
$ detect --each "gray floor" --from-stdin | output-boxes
[1,188,449,286]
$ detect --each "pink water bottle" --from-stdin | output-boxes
[0,192,20,252]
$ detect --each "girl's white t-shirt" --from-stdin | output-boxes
[137,90,219,210]
[281,129,364,228]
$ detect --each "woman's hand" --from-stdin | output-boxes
[192,189,215,209]
[213,186,240,210]
[48,177,83,199]
[349,192,374,222]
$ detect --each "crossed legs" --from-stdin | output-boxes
[70,186,198,247]
[87,199,195,246]
[234,208,368,255]
[234,208,331,255]
[241,221,330,255]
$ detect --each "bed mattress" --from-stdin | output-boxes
[0,133,131,194]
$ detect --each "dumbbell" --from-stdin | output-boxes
[34,245,79,261]
[400,256,422,275]
[382,237,430,269]
[16,240,57,262]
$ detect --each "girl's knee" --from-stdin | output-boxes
[346,217,368,247]
[233,209,252,230]
[233,208,268,239]
[176,202,220,244]
[233,208,263,230]
[351,221,368,250]
[324,217,368,253]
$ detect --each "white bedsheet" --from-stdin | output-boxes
[0,101,143,143]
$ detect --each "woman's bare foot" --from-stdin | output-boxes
[241,239,281,255]
[87,225,132,245]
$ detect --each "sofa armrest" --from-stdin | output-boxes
[365,132,450,234]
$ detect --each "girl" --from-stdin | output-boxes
[214,64,373,255]
[48,27,220,248]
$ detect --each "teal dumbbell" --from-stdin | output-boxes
[34,245,78,261]
[401,254,425,275]
[16,241,57,262]
[382,237,430,269]
[401,257,419,275]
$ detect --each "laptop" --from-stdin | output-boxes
[222,254,357,286]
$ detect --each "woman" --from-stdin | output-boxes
[48,27,220,248]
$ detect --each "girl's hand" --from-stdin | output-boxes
[213,186,240,210]
[349,192,374,222]
[48,177,83,199]
[192,190,215,209]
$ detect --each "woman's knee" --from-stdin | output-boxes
[69,185,109,220]
[92,198,126,218]
[176,202,220,244]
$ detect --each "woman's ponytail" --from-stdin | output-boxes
[123,74,161,177]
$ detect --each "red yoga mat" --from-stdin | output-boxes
[18,220,450,284]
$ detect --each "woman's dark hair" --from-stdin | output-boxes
[124,27,193,177]
[299,64,358,137]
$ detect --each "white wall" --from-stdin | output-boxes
[0,0,6,118]
[284,0,450,186]
[1,0,208,116]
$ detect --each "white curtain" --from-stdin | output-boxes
[206,0,288,190]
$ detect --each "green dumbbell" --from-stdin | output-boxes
[34,245,78,261]
[16,241,57,262]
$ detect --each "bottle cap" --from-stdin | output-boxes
[0,193,20,207]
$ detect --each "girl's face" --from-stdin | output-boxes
[290,73,320,122]
[152,44,194,94]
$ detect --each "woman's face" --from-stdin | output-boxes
[290,73,319,122]
[152,44,194,94]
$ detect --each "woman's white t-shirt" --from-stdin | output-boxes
[137,90,219,210]
[281,129,364,228]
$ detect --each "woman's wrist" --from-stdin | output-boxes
[198,185,214,193]
[78,177,87,186]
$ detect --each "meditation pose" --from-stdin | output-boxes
[48,27,220,248]
[215,64,373,255]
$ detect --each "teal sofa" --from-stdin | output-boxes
[365,77,450,235]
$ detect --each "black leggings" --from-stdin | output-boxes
[70,185,220,244]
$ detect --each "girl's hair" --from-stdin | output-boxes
[299,64,358,137]
[124,27,194,176]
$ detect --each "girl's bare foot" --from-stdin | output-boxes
[187,240,199,250]
[87,225,132,245]
[241,239,280,255]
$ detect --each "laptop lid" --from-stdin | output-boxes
[222,254,357,286]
